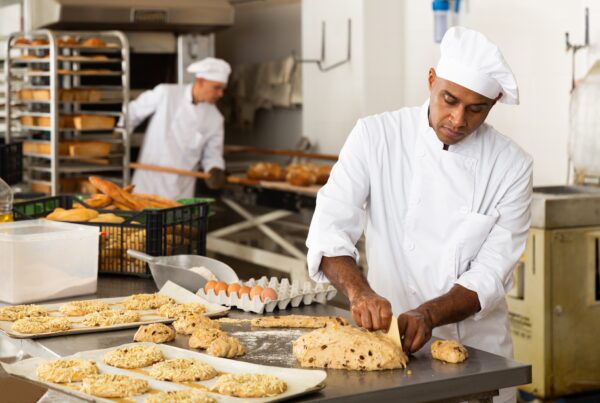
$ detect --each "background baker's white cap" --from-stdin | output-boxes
[187,57,231,83]
[436,27,519,105]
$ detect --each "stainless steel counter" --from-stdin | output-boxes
[1,276,531,402]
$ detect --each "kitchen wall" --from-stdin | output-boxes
[216,0,303,150]
[303,0,597,186]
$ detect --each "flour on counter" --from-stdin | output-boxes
[231,329,308,367]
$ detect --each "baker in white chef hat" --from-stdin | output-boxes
[186,57,232,104]
[428,26,519,146]
[128,56,233,198]
[307,25,532,403]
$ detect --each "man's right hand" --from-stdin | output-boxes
[349,289,393,331]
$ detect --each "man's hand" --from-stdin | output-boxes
[349,289,392,331]
[398,308,433,354]
[206,167,226,190]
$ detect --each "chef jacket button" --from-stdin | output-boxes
[459,206,468,214]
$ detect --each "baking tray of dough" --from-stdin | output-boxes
[1,342,327,402]
[0,281,229,339]
[197,276,337,314]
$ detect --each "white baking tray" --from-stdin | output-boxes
[1,342,327,402]
[197,276,337,314]
[0,281,229,339]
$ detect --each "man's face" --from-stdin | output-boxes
[428,68,498,145]
[194,78,226,104]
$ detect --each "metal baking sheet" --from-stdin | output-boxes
[0,282,229,340]
[1,342,326,403]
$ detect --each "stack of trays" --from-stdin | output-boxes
[196,276,337,314]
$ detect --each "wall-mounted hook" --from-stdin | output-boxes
[566,7,590,92]
[295,19,351,72]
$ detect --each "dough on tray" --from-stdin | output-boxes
[103,344,164,369]
[133,323,176,343]
[149,358,218,382]
[82,310,139,327]
[121,293,175,310]
[81,374,149,398]
[144,389,216,403]
[173,314,219,335]
[251,314,348,329]
[158,302,207,319]
[431,339,469,363]
[36,359,98,383]
[293,325,408,370]
[0,304,48,321]
[11,316,71,334]
[210,373,287,398]
[59,300,111,316]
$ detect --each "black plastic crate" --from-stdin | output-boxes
[0,142,23,186]
[13,195,210,277]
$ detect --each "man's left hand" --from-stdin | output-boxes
[206,167,226,190]
[397,308,433,354]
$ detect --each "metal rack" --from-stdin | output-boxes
[5,29,130,195]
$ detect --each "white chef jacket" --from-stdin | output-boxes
[307,100,532,402]
[129,84,225,200]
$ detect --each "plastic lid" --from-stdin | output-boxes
[432,0,450,11]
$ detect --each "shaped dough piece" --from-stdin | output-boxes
[12,317,71,334]
[0,305,48,321]
[431,339,468,363]
[81,374,149,398]
[59,300,110,316]
[149,358,218,382]
[251,315,348,329]
[158,303,206,319]
[173,314,219,335]
[121,293,174,310]
[144,389,216,403]
[189,328,227,349]
[83,310,139,327]
[293,325,408,370]
[133,323,176,343]
[206,336,246,358]
[210,373,287,398]
[103,345,164,369]
[36,359,98,383]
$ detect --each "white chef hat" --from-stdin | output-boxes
[187,57,231,84]
[436,27,519,105]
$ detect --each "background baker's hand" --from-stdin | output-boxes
[206,167,226,190]
[349,289,392,331]
[397,308,433,354]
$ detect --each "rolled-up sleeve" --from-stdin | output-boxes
[455,154,533,320]
[306,120,371,283]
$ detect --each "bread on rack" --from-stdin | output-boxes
[73,115,116,130]
[32,89,51,101]
[286,167,316,187]
[12,37,30,46]
[57,36,79,47]
[82,37,106,47]
[30,38,49,46]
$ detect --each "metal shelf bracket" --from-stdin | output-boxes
[566,7,590,92]
[295,19,351,72]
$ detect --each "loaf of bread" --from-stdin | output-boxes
[73,115,116,130]
[13,37,30,46]
[57,36,79,46]
[246,162,285,181]
[82,37,106,47]
[19,116,35,126]
[30,38,49,46]
[32,90,51,101]
[69,141,111,158]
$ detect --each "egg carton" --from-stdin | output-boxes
[196,276,337,314]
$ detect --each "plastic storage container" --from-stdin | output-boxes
[13,195,211,277]
[432,0,449,43]
[0,219,99,304]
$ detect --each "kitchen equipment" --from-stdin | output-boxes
[127,249,239,293]
[385,317,402,348]
[507,185,600,398]
[0,219,98,304]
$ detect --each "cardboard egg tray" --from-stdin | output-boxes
[196,276,337,314]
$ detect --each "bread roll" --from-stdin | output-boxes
[246,162,284,181]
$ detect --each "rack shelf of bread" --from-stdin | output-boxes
[5,29,130,196]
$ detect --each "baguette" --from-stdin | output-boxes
[110,201,133,211]
[123,184,135,193]
[133,193,182,208]
[89,213,125,224]
[46,208,99,222]
[88,176,143,210]
[83,194,112,209]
